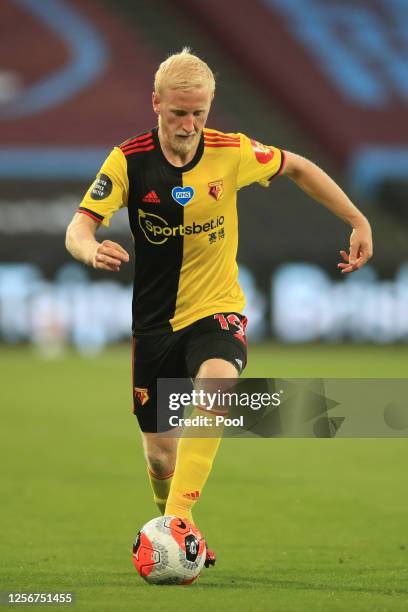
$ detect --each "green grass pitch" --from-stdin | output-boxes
[1,343,407,611]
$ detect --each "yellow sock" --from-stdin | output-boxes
[165,408,224,522]
[147,467,174,515]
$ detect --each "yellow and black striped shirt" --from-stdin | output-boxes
[78,127,285,333]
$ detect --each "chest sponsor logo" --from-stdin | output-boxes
[250,139,275,164]
[208,179,224,201]
[90,173,112,200]
[138,209,224,245]
[171,186,195,206]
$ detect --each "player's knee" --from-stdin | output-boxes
[143,436,177,477]
[146,450,176,477]
[196,358,238,379]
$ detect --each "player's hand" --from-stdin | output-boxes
[337,223,373,274]
[93,240,130,272]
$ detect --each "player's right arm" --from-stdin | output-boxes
[65,213,129,272]
[65,147,130,272]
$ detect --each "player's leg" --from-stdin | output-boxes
[132,332,185,515]
[141,432,178,514]
[140,361,231,514]
[164,358,237,521]
[196,358,239,379]
[165,312,248,522]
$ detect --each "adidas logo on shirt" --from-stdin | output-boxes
[142,190,161,203]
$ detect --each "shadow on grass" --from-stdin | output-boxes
[9,569,407,598]
[194,574,408,596]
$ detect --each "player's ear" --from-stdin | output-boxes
[152,91,160,115]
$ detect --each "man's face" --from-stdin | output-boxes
[153,86,212,156]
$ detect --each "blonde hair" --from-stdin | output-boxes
[154,47,215,97]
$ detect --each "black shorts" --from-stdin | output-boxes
[132,312,248,433]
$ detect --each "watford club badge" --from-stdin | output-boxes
[134,387,149,406]
[208,179,224,201]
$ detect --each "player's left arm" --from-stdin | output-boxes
[282,151,373,274]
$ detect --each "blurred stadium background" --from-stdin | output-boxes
[1,2,408,610]
[1,0,408,352]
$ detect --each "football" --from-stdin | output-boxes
[132,516,207,585]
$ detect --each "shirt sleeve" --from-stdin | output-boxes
[237,133,286,190]
[77,147,129,227]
